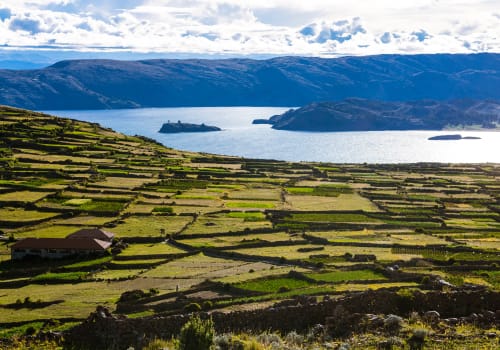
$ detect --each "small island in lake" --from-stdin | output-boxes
[428,134,481,140]
[159,121,221,133]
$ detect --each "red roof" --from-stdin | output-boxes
[66,228,115,241]
[11,238,111,251]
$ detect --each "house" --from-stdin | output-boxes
[66,228,115,242]
[11,237,112,260]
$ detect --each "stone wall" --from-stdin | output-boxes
[66,290,500,350]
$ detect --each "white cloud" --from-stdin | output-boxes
[0,0,498,56]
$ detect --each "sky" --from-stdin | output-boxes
[0,0,499,58]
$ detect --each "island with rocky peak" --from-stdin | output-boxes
[159,121,221,133]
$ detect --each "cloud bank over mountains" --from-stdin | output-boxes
[0,0,498,56]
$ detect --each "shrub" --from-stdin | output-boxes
[184,302,202,313]
[278,286,290,293]
[420,276,431,285]
[144,338,176,350]
[178,315,215,350]
[284,331,304,346]
[202,300,213,310]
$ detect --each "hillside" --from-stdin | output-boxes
[256,99,500,131]
[0,53,499,109]
[0,106,499,349]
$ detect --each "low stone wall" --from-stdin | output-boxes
[66,289,500,350]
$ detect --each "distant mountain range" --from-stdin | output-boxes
[0,53,499,110]
[254,99,500,131]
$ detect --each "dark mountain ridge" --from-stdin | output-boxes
[258,99,500,131]
[0,53,499,110]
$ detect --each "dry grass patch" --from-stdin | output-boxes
[93,176,158,189]
[0,243,11,262]
[285,193,379,211]
[14,225,79,239]
[141,253,249,279]
[0,208,59,223]
[181,215,271,236]
[62,191,133,200]
[180,232,299,248]
[228,187,281,201]
[0,191,53,203]
[53,215,116,226]
[215,265,308,284]
[118,243,185,256]
[0,282,121,323]
[456,238,500,250]
[231,244,422,261]
[13,153,114,164]
[112,215,193,238]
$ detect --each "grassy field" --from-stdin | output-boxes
[0,106,499,346]
[112,215,194,238]
[0,208,59,223]
[285,193,380,211]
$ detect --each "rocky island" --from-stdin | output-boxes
[428,134,481,140]
[253,99,500,132]
[159,121,221,133]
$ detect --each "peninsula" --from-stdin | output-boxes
[254,99,500,132]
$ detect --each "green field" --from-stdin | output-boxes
[0,106,499,348]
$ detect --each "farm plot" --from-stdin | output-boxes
[305,269,387,283]
[52,215,117,226]
[455,238,500,250]
[14,225,79,239]
[0,191,53,203]
[227,187,281,201]
[224,200,277,210]
[214,265,308,284]
[0,281,122,323]
[112,216,194,238]
[231,244,423,262]
[234,276,313,293]
[141,253,256,279]
[0,244,10,262]
[0,208,59,223]
[118,243,186,257]
[285,193,379,211]
[93,176,158,189]
[284,212,383,224]
[444,218,500,229]
[179,231,302,248]
[181,215,272,236]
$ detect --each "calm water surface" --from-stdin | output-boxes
[43,107,500,163]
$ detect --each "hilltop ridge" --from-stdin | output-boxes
[0,53,499,109]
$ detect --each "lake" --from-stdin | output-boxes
[42,107,500,163]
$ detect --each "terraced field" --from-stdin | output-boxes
[0,106,499,343]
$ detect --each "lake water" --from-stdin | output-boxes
[42,107,500,163]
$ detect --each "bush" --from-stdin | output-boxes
[144,338,176,350]
[184,302,202,313]
[178,315,215,350]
